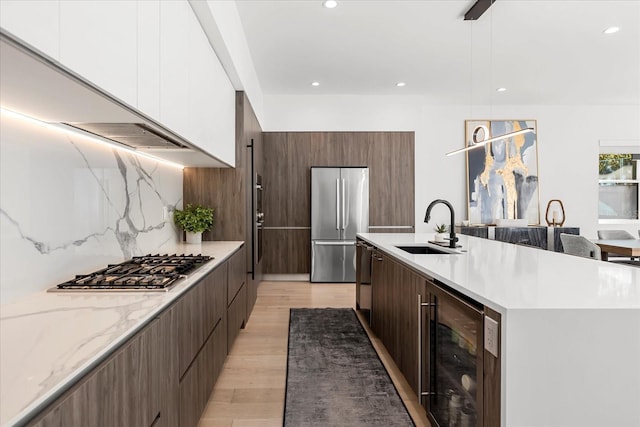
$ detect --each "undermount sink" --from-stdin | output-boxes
[395,245,457,255]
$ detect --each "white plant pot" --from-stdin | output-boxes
[434,233,446,243]
[185,231,202,244]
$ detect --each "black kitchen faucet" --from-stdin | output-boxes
[424,199,458,248]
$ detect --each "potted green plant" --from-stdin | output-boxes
[173,204,214,244]
[434,223,448,243]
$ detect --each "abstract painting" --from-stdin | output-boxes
[466,120,539,225]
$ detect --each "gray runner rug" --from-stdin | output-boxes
[284,308,415,426]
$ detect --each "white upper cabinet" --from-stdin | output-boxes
[137,0,161,122]
[0,0,60,60]
[159,0,190,141]
[1,0,235,166]
[187,6,236,166]
[59,0,138,108]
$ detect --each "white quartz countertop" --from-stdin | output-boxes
[0,241,243,427]
[357,233,640,312]
[359,233,640,426]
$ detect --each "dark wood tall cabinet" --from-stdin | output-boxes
[262,131,415,274]
[183,92,263,320]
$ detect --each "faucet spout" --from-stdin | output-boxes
[424,199,458,249]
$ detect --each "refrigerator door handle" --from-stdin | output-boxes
[336,179,340,230]
[342,179,346,231]
[313,241,356,246]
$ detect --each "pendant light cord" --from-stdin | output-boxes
[489,6,493,118]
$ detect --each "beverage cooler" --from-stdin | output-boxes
[419,279,487,427]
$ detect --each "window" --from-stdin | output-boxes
[598,153,639,222]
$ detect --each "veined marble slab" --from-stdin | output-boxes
[0,241,243,426]
[1,116,183,304]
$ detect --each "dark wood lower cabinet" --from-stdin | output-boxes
[369,252,425,396]
[177,263,227,378]
[27,246,246,427]
[227,246,247,351]
[30,312,171,427]
[365,239,502,426]
[179,317,227,427]
[227,284,246,351]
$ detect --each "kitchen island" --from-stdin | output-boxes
[358,233,640,427]
[0,241,244,426]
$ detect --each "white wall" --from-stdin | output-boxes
[0,115,183,304]
[264,94,640,238]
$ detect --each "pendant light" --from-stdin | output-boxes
[446,5,534,157]
[446,127,534,156]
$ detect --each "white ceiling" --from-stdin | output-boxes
[235,0,640,105]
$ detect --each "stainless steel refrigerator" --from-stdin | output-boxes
[311,167,369,282]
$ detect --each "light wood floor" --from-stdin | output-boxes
[198,281,430,427]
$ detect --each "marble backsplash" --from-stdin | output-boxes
[0,115,183,304]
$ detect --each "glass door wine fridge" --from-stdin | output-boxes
[419,279,485,427]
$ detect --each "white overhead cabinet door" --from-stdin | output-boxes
[0,0,60,60]
[187,6,236,167]
[59,0,138,109]
[137,0,161,122]
[1,0,236,167]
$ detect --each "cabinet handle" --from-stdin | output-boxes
[418,293,436,406]
[418,294,423,405]
[336,179,340,230]
[341,179,346,231]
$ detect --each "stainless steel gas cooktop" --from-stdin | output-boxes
[50,254,213,292]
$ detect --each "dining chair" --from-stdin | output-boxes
[560,234,601,260]
[597,230,635,240]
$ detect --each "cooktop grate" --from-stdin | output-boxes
[54,254,212,291]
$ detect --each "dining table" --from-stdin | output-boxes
[594,239,640,261]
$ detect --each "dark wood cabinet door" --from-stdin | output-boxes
[177,263,227,378]
[228,246,246,305]
[227,246,247,350]
[262,229,310,274]
[178,318,227,427]
[367,132,415,228]
[393,260,427,397]
[227,283,246,351]
[370,250,386,338]
[30,318,166,427]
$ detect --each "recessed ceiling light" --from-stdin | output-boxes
[322,0,337,9]
[311,81,320,87]
[496,87,507,92]
[396,82,406,87]
[603,26,620,34]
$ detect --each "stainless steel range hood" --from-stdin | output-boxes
[1,30,229,167]
[61,122,189,150]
